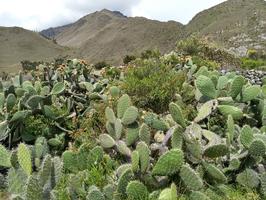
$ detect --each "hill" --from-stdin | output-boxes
[0,27,69,72]
[41,9,184,64]
[185,0,266,56]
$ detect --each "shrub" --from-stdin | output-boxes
[192,56,219,70]
[94,61,110,70]
[123,59,186,113]
[140,49,161,60]
[123,55,136,65]
[241,57,266,69]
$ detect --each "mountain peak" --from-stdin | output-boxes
[98,9,127,18]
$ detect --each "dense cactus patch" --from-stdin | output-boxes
[0,55,266,199]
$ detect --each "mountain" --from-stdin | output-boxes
[185,0,266,56]
[0,27,68,72]
[41,9,184,64]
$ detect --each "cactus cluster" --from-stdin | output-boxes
[1,57,266,199]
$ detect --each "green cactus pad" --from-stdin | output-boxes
[6,93,16,112]
[240,125,254,149]
[152,149,184,176]
[117,168,134,197]
[136,142,150,173]
[144,112,169,131]
[203,144,229,158]
[171,126,183,149]
[169,102,186,128]
[249,139,266,157]
[122,106,138,125]
[38,154,52,187]
[260,172,266,196]
[180,164,203,191]
[229,75,245,99]
[131,150,140,172]
[242,85,261,102]
[62,150,79,172]
[51,82,65,95]
[139,123,150,145]
[109,86,120,98]
[25,175,43,200]
[116,140,131,157]
[86,186,105,200]
[189,191,210,200]
[226,115,234,144]
[105,107,116,124]
[126,123,139,146]
[203,162,227,184]
[17,143,32,176]
[195,75,217,99]
[117,94,132,119]
[114,119,123,140]
[217,105,243,120]
[0,144,11,167]
[194,100,218,122]
[99,134,116,149]
[158,183,177,200]
[7,168,27,195]
[126,180,149,200]
[236,169,260,189]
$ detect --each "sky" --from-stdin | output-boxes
[0,0,227,30]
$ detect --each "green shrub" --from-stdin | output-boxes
[192,56,219,70]
[94,61,110,70]
[140,49,161,60]
[241,57,266,69]
[123,55,137,65]
[123,59,185,113]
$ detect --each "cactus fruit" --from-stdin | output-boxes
[249,139,266,157]
[169,102,186,128]
[242,85,261,102]
[126,180,149,200]
[122,106,138,125]
[194,100,218,122]
[0,144,11,167]
[229,75,245,99]
[236,169,260,189]
[203,144,229,158]
[217,105,243,120]
[105,107,116,124]
[152,149,184,176]
[189,191,210,200]
[117,94,132,119]
[195,75,217,99]
[99,134,116,149]
[136,142,150,173]
[180,164,203,191]
[202,162,227,184]
[17,143,32,176]
[50,82,65,95]
[240,125,254,149]
[139,123,150,145]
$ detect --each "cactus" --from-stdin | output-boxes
[217,105,243,120]
[105,107,116,124]
[25,175,43,200]
[99,134,116,149]
[152,149,184,176]
[109,86,120,98]
[194,100,218,122]
[50,82,65,95]
[126,123,140,146]
[158,183,177,200]
[116,140,131,157]
[260,172,266,196]
[121,106,138,125]
[203,144,229,158]
[195,75,217,99]
[38,154,52,187]
[144,112,169,131]
[136,142,150,173]
[62,150,79,172]
[189,191,210,200]
[171,126,183,149]
[139,123,150,145]
[249,139,266,157]
[236,169,260,189]
[240,125,254,149]
[203,162,227,184]
[7,167,28,195]
[103,184,115,200]
[169,102,186,128]
[229,75,245,99]
[180,164,203,191]
[242,85,261,102]
[86,186,105,200]
[117,94,132,118]
[6,93,16,112]
[126,180,149,200]
[117,168,134,197]
[17,143,32,176]
[131,150,140,173]
[226,115,234,144]
[0,144,11,167]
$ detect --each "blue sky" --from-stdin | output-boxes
[0,0,226,30]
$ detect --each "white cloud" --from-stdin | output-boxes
[0,0,226,30]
